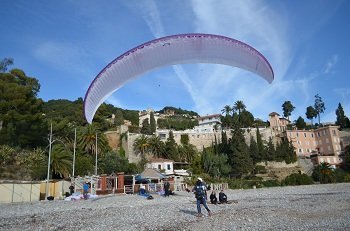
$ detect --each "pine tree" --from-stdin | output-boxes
[165,131,178,160]
[150,112,156,134]
[229,124,253,174]
[335,103,350,129]
[249,136,259,164]
[266,137,275,161]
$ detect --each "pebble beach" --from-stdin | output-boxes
[0,183,349,231]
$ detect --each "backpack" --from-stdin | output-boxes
[195,184,205,200]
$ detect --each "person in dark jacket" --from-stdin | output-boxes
[164,179,170,197]
[209,191,218,204]
[192,177,212,217]
[219,189,228,203]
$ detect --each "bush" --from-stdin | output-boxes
[282,173,313,186]
[262,180,280,187]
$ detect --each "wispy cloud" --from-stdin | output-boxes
[323,54,338,74]
[33,41,92,76]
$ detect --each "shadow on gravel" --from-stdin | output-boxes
[179,209,197,216]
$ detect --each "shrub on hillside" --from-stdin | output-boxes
[262,180,280,187]
[282,173,313,186]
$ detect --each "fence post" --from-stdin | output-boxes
[12,184,14,203]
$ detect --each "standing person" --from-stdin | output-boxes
[164,179,170,197]
[219,189,228,203]
[83,182,89,200]
[192,177,212,217]
[210,191,218,204]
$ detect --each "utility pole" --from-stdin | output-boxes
[45,123,53,200]
[72,128,77,177]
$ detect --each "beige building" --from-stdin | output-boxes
[269,112,290,132]
[285,126,342,158]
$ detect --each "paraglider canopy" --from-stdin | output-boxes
[84,33,274,123]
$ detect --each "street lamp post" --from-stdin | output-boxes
[72,128,77,177]
[45,123,53,200]
[95,132,98,176]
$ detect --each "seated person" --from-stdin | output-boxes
[209,191,218,204]
[219,190,228,203]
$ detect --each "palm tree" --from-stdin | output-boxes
[312,162,335,184]
[50,144,72,178]
[133,135,150,157]
[234,100,246,116]
[78,125,109,156]
[221,105,232,116]
[148,135,165,158]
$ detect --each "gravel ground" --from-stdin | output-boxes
[0,183,349,231]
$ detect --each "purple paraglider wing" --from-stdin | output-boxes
[84,33,274,124]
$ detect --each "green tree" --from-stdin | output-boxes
[150,112,156,134]
[266,137,275,161]
[249,136,259,164]
[50,144,72,178]
[180,134,189,145]
[229,124,253,174]
[335,103,350,129]
[140,118,152,135]
[295,116,306,130]
[99,151,129,174]
[312,162,335,184]
[239,110,254,128]
[148,135,165,158]
[314,94,326,125]
[0,58,13,72]
[306,106,317,125]
[282,101,295,121]
[256,128,267,161]
[74,153,94,176]
[78,125,109,156]
[165,131,178,160]
[133,135,149,157]
[202,147,231,178]
[233,100,246,116]
[0,69,46,148]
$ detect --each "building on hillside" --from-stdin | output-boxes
[155,113,222,151]
[269,112,290,132]
[198,114,222,130]
[310,154,344,168]
[146,158,174,175]
[139,108,160,127]
[285,125,342,158]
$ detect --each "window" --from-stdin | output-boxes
[311,134,314,138]
[159,133,166,139]
[318,132,320,137]
[298,148,302,153]
[296,133,299,137]
[304,133,306,137]
[158,164,161,170]
[326,138,329,143]
[327,146,331,151]
[167,164,171,170]
[332,130,336,135]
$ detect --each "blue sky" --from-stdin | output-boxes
[1,0,349,123]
